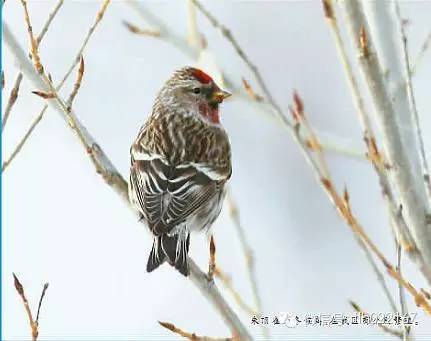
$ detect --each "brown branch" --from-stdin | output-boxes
[191,0,283,121]
[3,0,110,173]
[343,0,431,275]
[322,0,430,294]
[66,55,85,111]
[349,300,403,338]
[20,0,43,74]
[214,267,256,317]
[158,321,233,341]
[122,20,160,37]
[57,0,110,90]
[2,72,23,131]
[6,5,252,338]
[208,235,216,280]
[13,274,49,341]
[125,1,365,160]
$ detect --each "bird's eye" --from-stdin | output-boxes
[192,87,201,94]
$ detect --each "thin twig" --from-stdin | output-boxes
[2,72,23,131]
[158,321,233,341]
[66,55,85,111]
[5,17,252,341]
[36,0,64,44]
[191,0,283,120]
[215,267,256,317]
[2,107,46,172]
[189,0,431,314]
[13,274,48,341]
[208,235,216,280]
[322,0,428,290]
[350,300,403,338]
[57,0,110,90]
[20,0,43,74]
[225,189,265,320]
[3,0,110,173]
[343,0,431,273]
[394,1,431,204]
[35,283,49,325]
[412,30,431,74]
[397,244,411,340]
[122,21,160,37]
[293,94,431,315]
[124,0,364,160]
[187,0,200,49]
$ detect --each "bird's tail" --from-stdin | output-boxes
[146,233,190,276]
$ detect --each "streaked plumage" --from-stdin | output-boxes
[129,67,232,276]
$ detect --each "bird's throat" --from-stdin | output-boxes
[199,103,220,124]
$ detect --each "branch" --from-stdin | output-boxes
[36,0,64,44]
[343,0,431,273]
[159,321,233,341]
[4,18,252,341]
[124,0,364,160]
[215,267,256,317]
[2,72,23,131]
[412,30,431,74]
[2,0,109,173]
[2,106,46,172]
[394,2,431,204]
[13,273,49,341]
[208,235,216,281]
[225,190,265,319]
[188,0,430,314]
[349,300,403,339]
[322,0,431,287]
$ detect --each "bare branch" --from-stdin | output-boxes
[191,0,283,120]
[124,0,364,160]
[158,321,233,341]
[349,300,403,338]
[36,0,64,44]
[12,273,48,341]
[2,72,23,131]
[66,55,85,111]
[3,0,110,172]
[208,235,216,281]
[225,190,265,318]
[2,107,46,173]
[122,20,160,37]
[343,0,431,274]
[35,283,49,325]
[322,0,431,288]
[394,1,431,204]
[215,267,256,317]
[4,17,252,341]
[57,0,110,89]
[412,30,431,74]
[397,244,411,340]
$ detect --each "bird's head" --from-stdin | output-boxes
[157,67,231,124]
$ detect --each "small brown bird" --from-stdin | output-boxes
[129,67,232,276]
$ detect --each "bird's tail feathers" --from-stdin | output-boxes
[146,233,191,276]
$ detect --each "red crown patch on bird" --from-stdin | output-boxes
[191,68,213,84]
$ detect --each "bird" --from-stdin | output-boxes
[128,66,232,276]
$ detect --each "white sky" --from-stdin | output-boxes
[2,1,431,340]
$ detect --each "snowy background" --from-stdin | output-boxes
[2,1,431,340]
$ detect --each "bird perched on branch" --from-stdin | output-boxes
[129,67,232,276]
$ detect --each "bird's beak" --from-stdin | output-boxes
[211,89,232,103]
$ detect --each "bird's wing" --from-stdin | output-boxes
[130,154,229,235]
